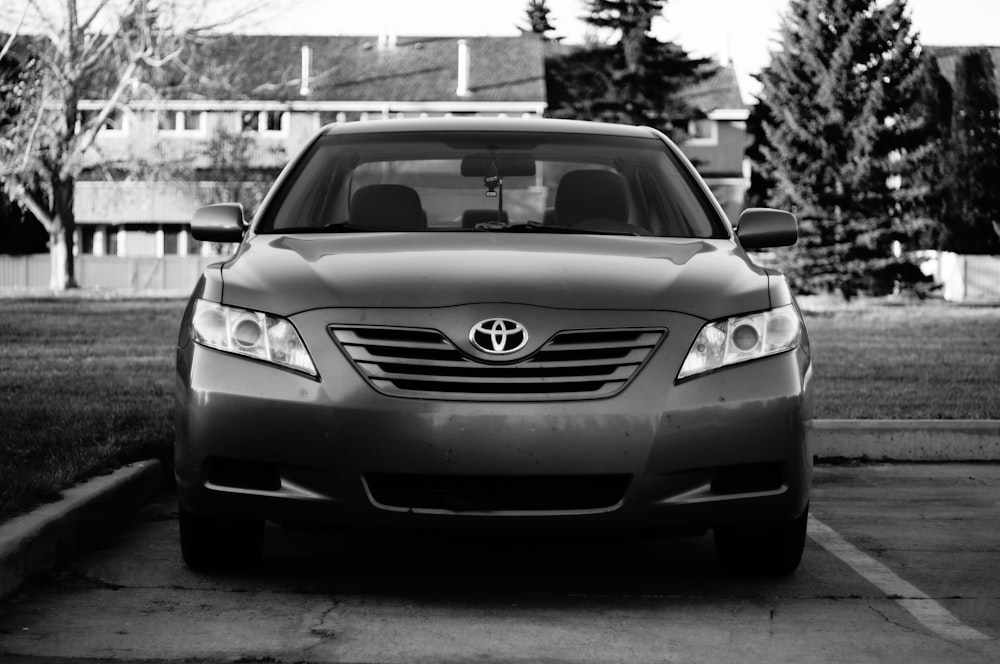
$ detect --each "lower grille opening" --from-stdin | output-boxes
[711,463,783,495]
[204,457,281,491]
[365,473,631,512]
[387,378,609,395]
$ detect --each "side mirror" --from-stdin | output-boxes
[191,204,246,242]
[736,208,798,249]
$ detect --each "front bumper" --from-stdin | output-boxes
[175,306,812,532]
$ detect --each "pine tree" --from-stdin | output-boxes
[938,49,1000,254]
[754,0,930,297]
[521,0,557,40]
[745,91,777,209]
[545,0,711,131]
[906,54,953,250]
[0,42,47,254]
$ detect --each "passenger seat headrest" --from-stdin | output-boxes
[554,170,628,227]
[350,184,426,231]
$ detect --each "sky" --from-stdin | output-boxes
[233,0,1000,102]
[3,0,996,100]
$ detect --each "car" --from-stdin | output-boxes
[175,117,813,575]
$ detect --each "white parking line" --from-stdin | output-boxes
[808,515,990,641]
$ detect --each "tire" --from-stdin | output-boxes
[714,504,808,576]
[179,506,264,571]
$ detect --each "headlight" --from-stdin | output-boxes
[191,299,317,376]
[677,304,801,380]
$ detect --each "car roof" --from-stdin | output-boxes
[319,117,664,139]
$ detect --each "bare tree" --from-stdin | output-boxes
[0,0,253,289]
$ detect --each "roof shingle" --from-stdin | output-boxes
[928,45,1000,95]
[158,34,546,103]
[676,64,746,113]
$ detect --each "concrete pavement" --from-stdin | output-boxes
[1,463,997,663]
[0,420,997,604]
[0,460,169,603]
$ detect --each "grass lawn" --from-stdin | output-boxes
[1,296,998,521]
[1,298,183,522]
[803,303,1000,419]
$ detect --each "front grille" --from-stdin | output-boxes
[330,325,665,401]
[365,473,631,512]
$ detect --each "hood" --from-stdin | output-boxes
[218,233,771,321]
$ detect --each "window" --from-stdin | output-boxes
[158,112,176,131]
[241,111,259,132]
[163,228,180,255]
[183,112,202,131]
[264,111,285,132]
[80,226,97,254]
[240,110,287,134]
[685,118,718,146]
[159,111,207,136]
[79,107,128,135]
[105,228,119,257]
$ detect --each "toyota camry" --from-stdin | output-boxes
[175,117,813,574]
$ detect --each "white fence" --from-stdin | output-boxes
[921,252,1000,303]
[0,254,221,292]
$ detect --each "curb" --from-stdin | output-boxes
[810,420,1000,461]
[0,460,168,603]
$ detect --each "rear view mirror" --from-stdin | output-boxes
[192,203,247,242]
[461,153,536,177]
[736,208,798,249]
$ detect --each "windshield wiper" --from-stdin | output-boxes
[321,221,379,232]
[267,222,373,234]
[473,221,642,236]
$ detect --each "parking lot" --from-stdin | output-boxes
[0,463,997,663]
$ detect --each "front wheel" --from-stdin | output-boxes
[179,506,264,571]
[714,505,808,576]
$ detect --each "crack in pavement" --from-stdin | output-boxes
[308,601,340,639]
[867,603,927,638]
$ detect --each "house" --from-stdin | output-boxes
[927,45,1000,92]
[70,35,750,261]
[73,34,549,258]
[920,45,1000,302]
[675,62,750,224]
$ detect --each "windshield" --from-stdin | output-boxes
[258,130,728,238]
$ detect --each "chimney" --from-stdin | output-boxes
[456,39,470,97]
[300,45,311,97]
[719,35,732,65]
[378,31,398,51]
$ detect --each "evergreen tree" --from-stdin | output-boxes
[744,89,777,209]
[545,0,711,132]
[521,0,557,40]
[754,0,930,297]
[0,41,47,254]
[938,49,1000,254]
[906,53,953,250]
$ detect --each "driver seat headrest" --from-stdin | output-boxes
[554,170,628,226]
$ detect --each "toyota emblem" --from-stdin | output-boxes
[470,318,528,355]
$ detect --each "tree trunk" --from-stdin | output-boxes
[49,173,79,290]
[48,229,67,291]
